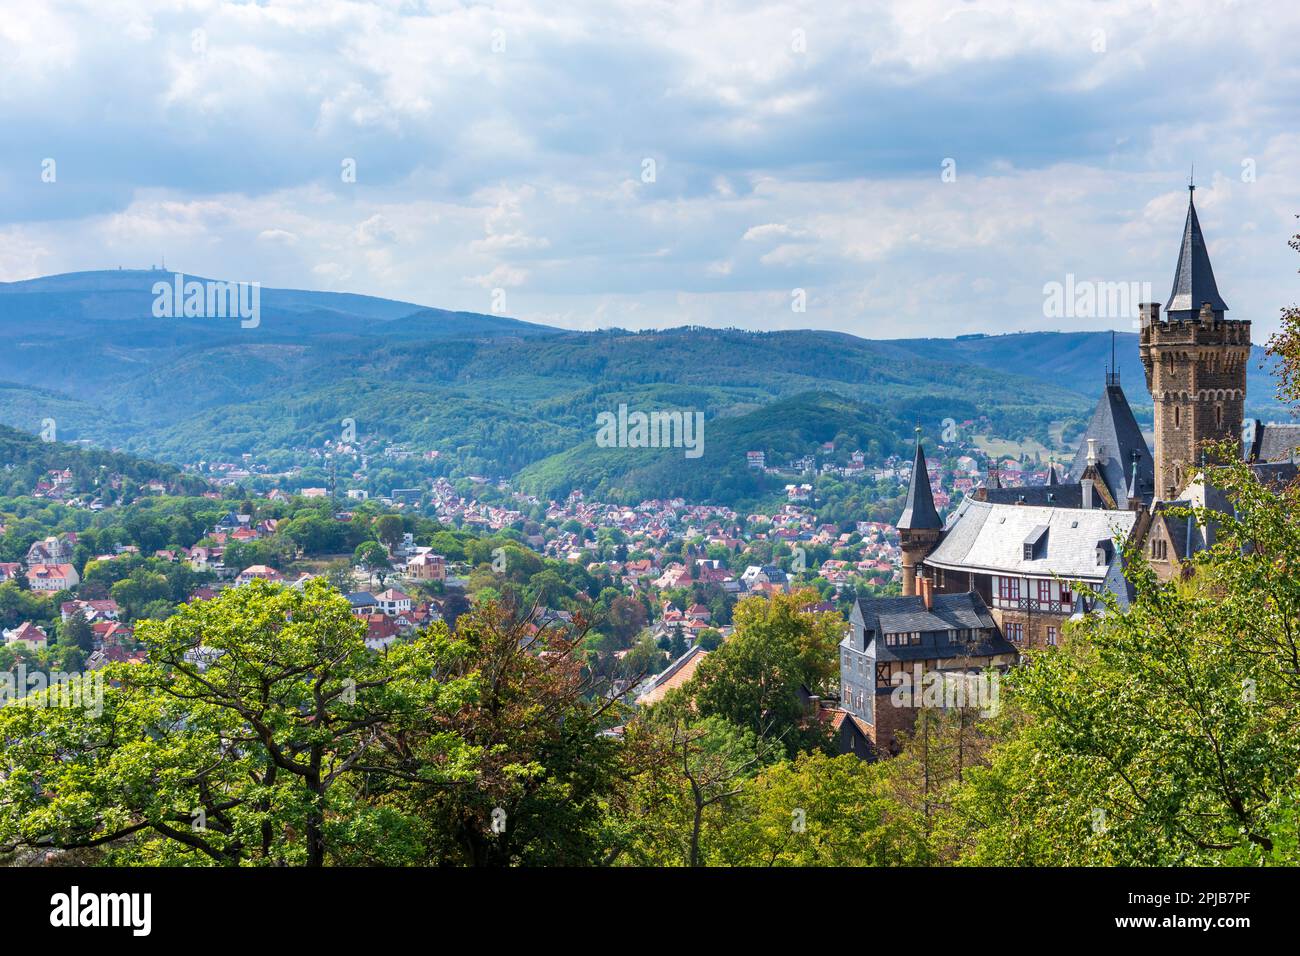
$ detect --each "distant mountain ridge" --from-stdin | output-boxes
[0,269,557,333]
[0,269,1287,505]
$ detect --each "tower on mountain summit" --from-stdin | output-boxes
[1139,182,1250,500]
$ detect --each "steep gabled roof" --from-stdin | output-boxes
[1250,422,1300,464]
[1066,383,1154,507]
[926,497,1137,581]
[897,438,942,530]
[1166,187,1228,320]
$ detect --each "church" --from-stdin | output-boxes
[841,184,1300,754]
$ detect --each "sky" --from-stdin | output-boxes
[1,0,1298,340]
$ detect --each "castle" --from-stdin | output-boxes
[842,184,1300,754]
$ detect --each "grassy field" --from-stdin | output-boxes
[971,434,1056,460]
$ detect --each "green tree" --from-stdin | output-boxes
[384,601,625,866]
[688,589,841,754]
[616,710,772,866]
[373,515,404,552]
[0,579,476,866]
[353,541,391,589]
[110,568,171,620]
[714,751,927,866]
[58,610,94,654]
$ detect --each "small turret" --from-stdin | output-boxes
[897,427,943,597]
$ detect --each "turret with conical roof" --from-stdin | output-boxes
[897,428,943,596]
[1165,184,1228,323]
[898,430,941,531]
[1139,180,1251,499]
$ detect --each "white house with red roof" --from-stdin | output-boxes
[685,603,711,622]
[236,565,284,585]
[60,598,121,622]
[4,621,48,649]
[375,588,414,616]
[360,613,400,650]
[26,563,80,591]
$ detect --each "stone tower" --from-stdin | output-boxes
[897,429,942,596]
[1139,185,1250,500]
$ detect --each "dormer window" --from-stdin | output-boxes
[1023,525,1049,561]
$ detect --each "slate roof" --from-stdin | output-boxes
[1065,382,1154,507]
[852,592,1015,663]
[926,498,1137,580]
[1250,422,1300,464]
[980,483,1085,508]
[1166,188,1228,320]
[897,439,942,530]
[857,591,994,635]
[1250,461,1300,486]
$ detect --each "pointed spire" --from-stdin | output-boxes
[1165,182,1228,321]
[1047,458,1059,486]
[898,427,941,530]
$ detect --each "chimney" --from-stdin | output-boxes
[1200,301,1216,324]
[920,576,933,611]
[1086,438,1099,467]
[1140,302,1160,326]
[1082,477,1094,509]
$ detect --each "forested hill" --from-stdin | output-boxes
[0,423,209,499]
[0,270,1286,505]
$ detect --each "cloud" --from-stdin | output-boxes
[258,228,299,245]
[355,214,397,246]
[0,0,1297,340]
[468,263,529,289]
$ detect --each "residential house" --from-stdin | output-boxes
[60,598,121,623]
[405,549,446,582]
[375,588,414,616]
[26,563,80,592]
[4,622,49,649]
[236,565,284,586]
[361,613,400,651]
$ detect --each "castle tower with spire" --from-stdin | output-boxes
[1139,183,1250,500]
[897,428,942,596]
